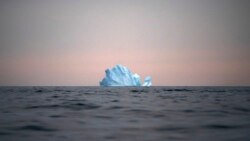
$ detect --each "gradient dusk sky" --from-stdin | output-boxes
[0,0,250,86]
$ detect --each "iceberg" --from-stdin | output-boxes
[100,64,152,86]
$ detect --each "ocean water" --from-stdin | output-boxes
[0,86,250,141]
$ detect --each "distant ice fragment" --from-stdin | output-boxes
[142,76,152,86]
[100,64,152,86]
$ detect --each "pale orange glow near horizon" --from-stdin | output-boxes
[1,46,249,86]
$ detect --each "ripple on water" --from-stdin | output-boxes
[15,125,57,132]
[154,126,188,132]
[0,86,250,141]
[49,115,65,118]
[203,124,245,130]
[25,102,101,110]
[162,89,193,92]
[0,132,12,136]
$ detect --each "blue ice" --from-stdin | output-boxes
[100,64,152,86]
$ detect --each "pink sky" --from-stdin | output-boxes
[1,46,249,86]
[0,0,250,86]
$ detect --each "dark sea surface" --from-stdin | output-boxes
[0,86,250,141]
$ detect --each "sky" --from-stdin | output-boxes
[0,0,250,86]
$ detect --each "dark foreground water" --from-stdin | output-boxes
[0,87,250,141]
